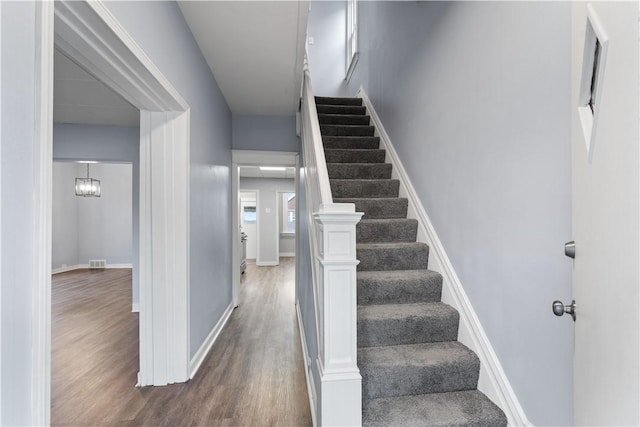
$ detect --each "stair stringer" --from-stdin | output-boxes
[357,86,533,427]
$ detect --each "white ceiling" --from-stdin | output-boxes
[239,166,295,179]
[54,2,308,124]
[53,50,139,127]
[178,1,309,116]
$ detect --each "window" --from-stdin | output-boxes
[346,0,358,81]
[577,6,609,162]
[243,206,256,224]
[280,192,295,234]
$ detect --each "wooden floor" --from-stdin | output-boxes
[51,258,312,426]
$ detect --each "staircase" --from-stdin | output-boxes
[316,96,508,427]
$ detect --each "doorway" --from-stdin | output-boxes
[231,150,299,307]
[32,2,192,423]
[50,160,136,423]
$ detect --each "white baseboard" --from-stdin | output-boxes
[256,261,279,266]
[106,263,133,269]
[52,263,133,274]
[279,252,296,257]
[358,87,532,427]
[132,303,140,313]
[189,302,234,379]
[296,302,318,426]
[52,264,82,274]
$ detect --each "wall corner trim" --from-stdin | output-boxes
[189,302,234,379]
[296,302,318,426]
[357,86,533,427]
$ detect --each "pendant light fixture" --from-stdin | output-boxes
[75,163,101,197]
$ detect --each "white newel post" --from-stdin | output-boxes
[314,204,363,426]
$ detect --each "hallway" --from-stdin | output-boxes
[51,259,312,426]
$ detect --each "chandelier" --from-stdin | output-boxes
[75,163,101,197]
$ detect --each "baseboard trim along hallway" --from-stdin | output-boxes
[190,302,234,379]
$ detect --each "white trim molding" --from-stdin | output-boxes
[52,265,81,275]
[139,110,191,386]
[52,264,134,274]
[357,87,532,427]
[256,261,279,267]
[190,303,234,379]
[33,3,55,425]
[106,264,134,269]
[279,252,296,257]
[313,206,363,427]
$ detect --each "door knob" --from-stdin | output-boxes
[564,240,575,259]
[552,300,576,321]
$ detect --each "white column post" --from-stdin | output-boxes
[314,203,363,426]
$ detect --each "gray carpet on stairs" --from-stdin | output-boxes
[363,391,507,427]
[358,341,480,399]
[328,163,392,180]
[322,136,381,149]
[357,218,418,243]
[357,270,442,305]
[316,96,507,426]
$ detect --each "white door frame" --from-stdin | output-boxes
[231,150,298,307]
[34,1,191,424]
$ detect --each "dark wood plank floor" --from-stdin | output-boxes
[51,258,312,426]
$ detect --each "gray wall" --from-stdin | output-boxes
[307,0,347,97]
[295,160,320,418]
[52,163,80,269]
[232,115,299,152]
[52,162,133,269]
[1,3,39,421]
[307,2,573,425]
[104,1,233,358]
[240,177,295,264]
[53,123,140,305]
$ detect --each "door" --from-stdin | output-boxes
[570,2,639,425]
[240,192,258,260]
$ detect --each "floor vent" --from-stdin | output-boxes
[89,259,107,269]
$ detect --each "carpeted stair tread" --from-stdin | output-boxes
[331,179,400,198]
[315,96,362,106]
[357,218,418,243]
[362,390,508,427]
[322,136,380,149]
[320,124,375,137]
[359,341,480,399]
[357,242,429,271]
[324,149,386,164]
[334,198,408,219]
[317,104,367,115]
[357,269,442,305]
[319,113,370,126]
[358,302,459,347]
[328,163,392,180]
